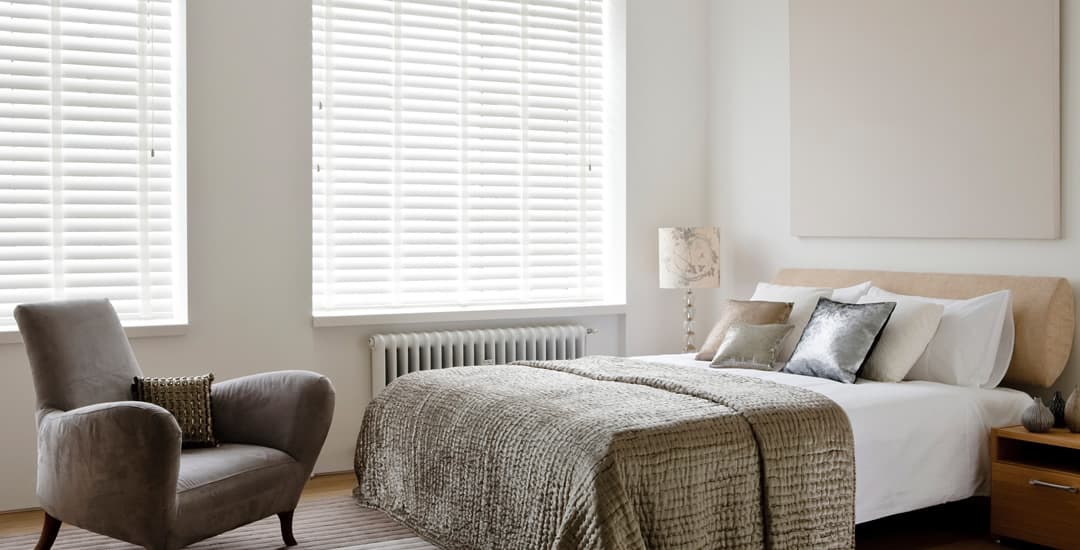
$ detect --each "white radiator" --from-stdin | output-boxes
[369,325,589,396]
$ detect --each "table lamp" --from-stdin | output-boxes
[658,227,721,352]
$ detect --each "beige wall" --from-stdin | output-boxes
[0,0,711,512]
[709,0,1080,395]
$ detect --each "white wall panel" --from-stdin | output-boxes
[790,0,1060,239]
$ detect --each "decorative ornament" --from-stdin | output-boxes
[1049,390,1067,428]
[1021,397,1054,433]
[1065,387,1080,433]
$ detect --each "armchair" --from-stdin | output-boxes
[15,299,335,550]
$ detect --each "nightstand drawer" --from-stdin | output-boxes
[992,461,1080,550]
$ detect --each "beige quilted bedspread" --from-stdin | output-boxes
[355,356,855,550]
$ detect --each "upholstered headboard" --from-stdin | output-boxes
[771,269,1075,388]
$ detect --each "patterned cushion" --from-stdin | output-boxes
[132,373,217,447]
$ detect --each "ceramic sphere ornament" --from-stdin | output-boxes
[1021,397,1055,433]
[1066,386,1080,433]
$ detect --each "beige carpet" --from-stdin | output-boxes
[0,496,436,550]
[0,494,1037,550]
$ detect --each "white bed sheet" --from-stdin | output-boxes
[633,353,1031,524]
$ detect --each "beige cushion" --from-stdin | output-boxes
[710,323,793,370]
[857,295,944,382]
[696,300,793,361]
[750,283,833,361]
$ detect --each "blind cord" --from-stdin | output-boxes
[148,0,155,158]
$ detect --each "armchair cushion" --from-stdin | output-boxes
[177,444,294,493]
[133,373,217,447]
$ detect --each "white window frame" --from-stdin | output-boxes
[0,0,188,343]
[311,0,626,326]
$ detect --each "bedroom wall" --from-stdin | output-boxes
[708,0,1080,395]
[626,0,713,354]
[0,0,710,512]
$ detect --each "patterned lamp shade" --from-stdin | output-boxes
[658,227,721,289]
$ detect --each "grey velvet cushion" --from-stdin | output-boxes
[710,323,793,370]
[783,298,896,383]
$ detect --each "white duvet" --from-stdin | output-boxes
[634,353,1031,524]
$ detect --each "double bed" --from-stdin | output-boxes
[635,352,1031,523]
[354,269,1075,549]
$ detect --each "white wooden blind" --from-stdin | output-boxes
[313,0,611,315]
[0,0,184,328]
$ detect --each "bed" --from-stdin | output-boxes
[354,269,1074,549]
[634,352,1031,523]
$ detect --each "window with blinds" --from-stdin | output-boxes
[0,0,185,329]
[313,0,622,316]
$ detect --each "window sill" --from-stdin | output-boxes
[0,322,188,345]
[313,302,627,328]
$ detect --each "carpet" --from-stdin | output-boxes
[0,496,436,550]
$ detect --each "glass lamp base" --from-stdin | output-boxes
[683,288,696,353]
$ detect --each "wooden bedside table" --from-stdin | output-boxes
[991,426,1080,549]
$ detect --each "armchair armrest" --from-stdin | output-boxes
[37,401,181,547]
[211,370,335,471]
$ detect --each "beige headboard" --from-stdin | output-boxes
[772,269,1075,388]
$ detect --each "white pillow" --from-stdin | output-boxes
[750,283,832,361]
[985,301,1015,388]
[865,287,1014,387]
[831,281,873,303]
[856,295,944,382]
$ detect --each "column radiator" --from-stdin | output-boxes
[369,325,589,396]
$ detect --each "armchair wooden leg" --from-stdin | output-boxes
[34,513,61,550]
[278,511,297,546]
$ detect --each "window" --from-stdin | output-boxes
[0,0,186,330]
[313,0,624,317]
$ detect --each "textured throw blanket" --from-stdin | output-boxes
[355,356,855,550]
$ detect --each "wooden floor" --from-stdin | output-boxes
[0,472,357,538]
[0,473,1050,548]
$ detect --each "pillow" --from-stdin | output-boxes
[750,283,832,361]
[132,373,217,447]
[856,295,945,382]
[710,323,793,371]
[695,300,793,361]
[865,287,1014,388]
[985,299,1015,388]
[783,298,896,383]
[831,281,873,303]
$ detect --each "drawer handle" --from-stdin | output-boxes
[1029,479,1079,494]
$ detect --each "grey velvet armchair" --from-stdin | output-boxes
[15,299,336,550]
